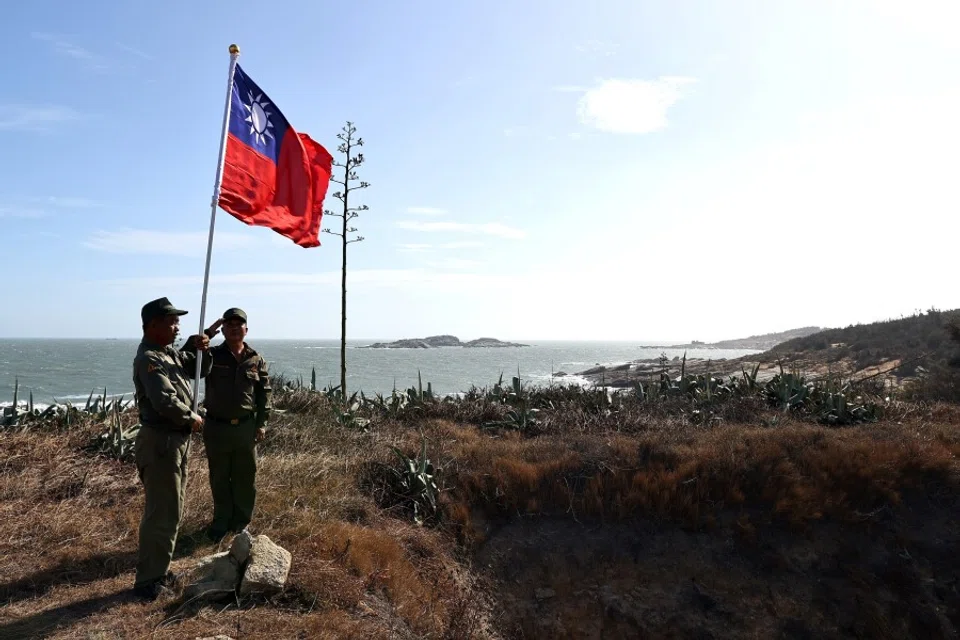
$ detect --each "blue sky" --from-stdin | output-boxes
[1,0,958,340]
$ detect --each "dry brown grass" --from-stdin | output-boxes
[428,412,960,546]
[1,393,959,638]
[0,411,489,640]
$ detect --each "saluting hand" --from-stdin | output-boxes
[205,318,224,338]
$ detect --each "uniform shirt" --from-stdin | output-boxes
[133,337,212,431]
[203,342,272,428]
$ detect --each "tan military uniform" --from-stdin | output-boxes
[134,340,210,430]
[203,342,272,425]
[132,337,211,589]
[202,342,272,534]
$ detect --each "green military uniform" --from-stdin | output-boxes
[202,318,272,535]
[132,299,211,592]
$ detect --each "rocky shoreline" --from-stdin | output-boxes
[570,327,836,387]
[573,353,906,388]
[572,355,767,387]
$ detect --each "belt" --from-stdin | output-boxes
[206,412,255,425]
[142,421,191,434]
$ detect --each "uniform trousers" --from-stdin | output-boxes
[203,417,258,533]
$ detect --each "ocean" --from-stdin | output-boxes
[0,339,762,405]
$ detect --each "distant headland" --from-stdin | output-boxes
[637,327,824,352]
[360,334,528,349]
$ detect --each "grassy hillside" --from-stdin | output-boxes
[2,377,959,638]
[767,308,960,377]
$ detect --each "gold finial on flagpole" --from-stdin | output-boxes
[229,44,240,55]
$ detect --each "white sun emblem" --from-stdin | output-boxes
[243,91,275,146]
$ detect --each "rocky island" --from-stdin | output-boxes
[361,334,528,349]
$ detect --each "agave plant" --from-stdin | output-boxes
[365,389,410,418]
[484,371,527,405]
[763,363,811,411]
[389,436,440,525]
[7,377,20,426]
[739,363,761,392]
[404,371,435,408]
[482,406,540,431]
[331,393,369,430]
[91,403,141,461]
[809,377,881,425]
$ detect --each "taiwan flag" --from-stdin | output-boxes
[218,64,333,248]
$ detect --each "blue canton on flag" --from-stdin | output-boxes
[227,64,291,165]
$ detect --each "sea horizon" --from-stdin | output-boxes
[0,338,762,405]
[0,336,701,344]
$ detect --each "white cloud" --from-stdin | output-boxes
[98,268,515,292]
[439,241,484,249]
[32,32,113,72]
[869,0,960,49]
[575,40,619,57]
[398,241,485,253]
[608,89,960,336]
[423,258,484,270]
[84,229,256,256]
[0,105,80,131]
[0,195,100,220]
[30,196,100,208]
[405,206,447,215]
[397,240,484,253]
[450,76,477,88]
[115,42,155,60]
[0,207,45,219]
[396,220,526,239]
[577,77,696,134]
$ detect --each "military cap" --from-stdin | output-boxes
[141,297,188,324]
[222,307,248,323]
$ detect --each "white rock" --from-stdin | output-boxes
[239,534,291,595]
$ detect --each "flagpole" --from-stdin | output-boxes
[192,43,241,413]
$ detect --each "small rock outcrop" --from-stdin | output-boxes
[240,534,292,595]
[463,337,528,348]
[183,531,290,601]
[362,335,528,348]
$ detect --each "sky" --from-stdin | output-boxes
[1,0,959,341]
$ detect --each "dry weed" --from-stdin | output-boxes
[2,393,959,638]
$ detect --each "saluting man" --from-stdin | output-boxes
[202,307,273,541]
[132,297,220,600]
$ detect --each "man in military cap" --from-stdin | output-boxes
[202,307,273,541]
[132,297,221,600]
